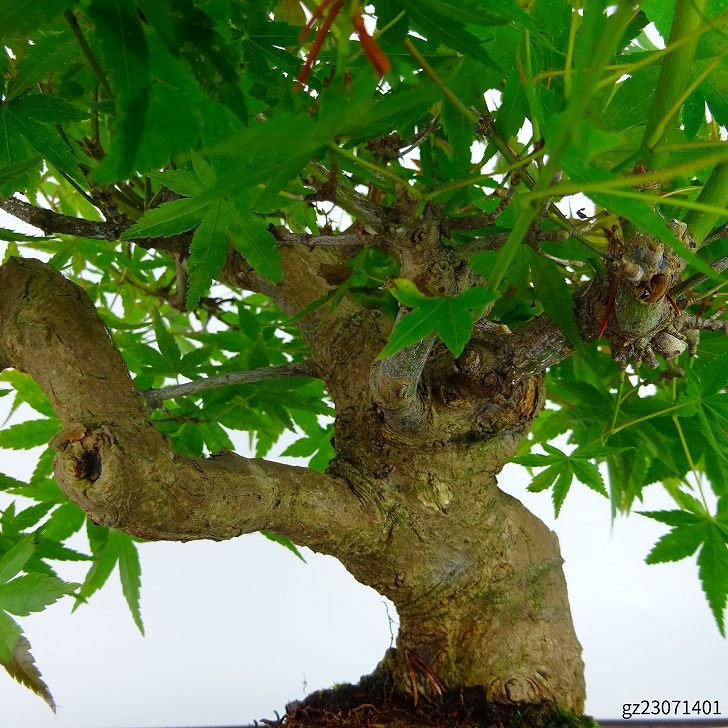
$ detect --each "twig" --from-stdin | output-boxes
[400,114,440,155]
[452,229,572,260]
[0,196,127,239]
[403,38,477,124]
[508,313,576,377]
[446,213,499,233]
[171,256,189,310]
[673,256,728,300]
[444,168,525,234]
[64,10,113,97]
[272,226,387,250]
[307,162,388,231]
[113,183,145,212]
[332,142,419,197]
[705,223,727,244]
[474,107,599,256]
[143,361,317,407]
[681,313,728,333]
[1,195,189,254]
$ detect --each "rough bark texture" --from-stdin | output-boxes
[0,208,588,715]
[0,258,375,550]
[0,257,586,715]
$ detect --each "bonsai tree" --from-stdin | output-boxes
[0,0,726,724]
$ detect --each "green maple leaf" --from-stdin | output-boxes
[379,280,495,359]
[514,444,609,517]
[74,525,144,634]
[642,504,728,636]
[0,536,78,710]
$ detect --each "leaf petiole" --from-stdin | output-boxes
[610,400,695,435]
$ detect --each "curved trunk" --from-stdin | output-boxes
[388,489,584,710]
[0,257,586,722]
[329,415,585,714]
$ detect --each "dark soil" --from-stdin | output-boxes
[249,674,599,728]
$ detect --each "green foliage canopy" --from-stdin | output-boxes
[0,0,726,709]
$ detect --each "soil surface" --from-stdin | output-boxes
[247,674,599,728]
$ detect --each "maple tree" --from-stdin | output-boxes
[0,0,726,725]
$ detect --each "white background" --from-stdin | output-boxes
[1,414,727,728]
[1,132,727,724]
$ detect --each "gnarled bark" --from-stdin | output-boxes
[0,255,586,714]
[0,258,379,551]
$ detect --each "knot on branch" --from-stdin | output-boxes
[593,219,710,369]
[412,340,545,444]
[609,219,693,304]
[52,422,122,528]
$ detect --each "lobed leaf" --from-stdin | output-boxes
[570,458,607,496]
[0,618,56,712]
[260,530,306,563]
[153,312,181,369]
[435,300,473,358]
[398,0,497,66]
[9,94,87,124]
[117,534,144,635]
[551,464,574,517]
[0,537,36,585]
[0,371,54,418]
[646,522,707,564]
[0,419,60,450]
[378,305,441,360]
[0,472,25,491]
[0,0,71,41]
[186,199,229,309]
[6,32,78,99]
[73,535,118,609]
[122,197,207,240]
[88,0,150,181]
[0,573,79,616]
[225,198,283,284]
[698,524,728,636]
[527,249,582,352]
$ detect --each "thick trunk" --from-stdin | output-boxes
[388,489,584,710]
[0,256,586,719]
[328,409,585,713]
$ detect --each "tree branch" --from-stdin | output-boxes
[503,269,728,380]
[507,314,576,377]
[307,161,389,232]
[0,195,186,253]
[451,229,573,260]
[445,213,500,233]
[64,10,113,97]
[1,195,382,261]
[681,314,728,333]
[673,256,728,299]
[0,196,390,409]
[477,280,604,379]
[370,322,435,432]
[0,257,379,550]
[369,204,465,432]
[144,361,317,407]
[272,226,387,250]
[0,196,127,240]
[444,169,526,235]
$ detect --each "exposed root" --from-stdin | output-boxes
[251,673,598,728]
